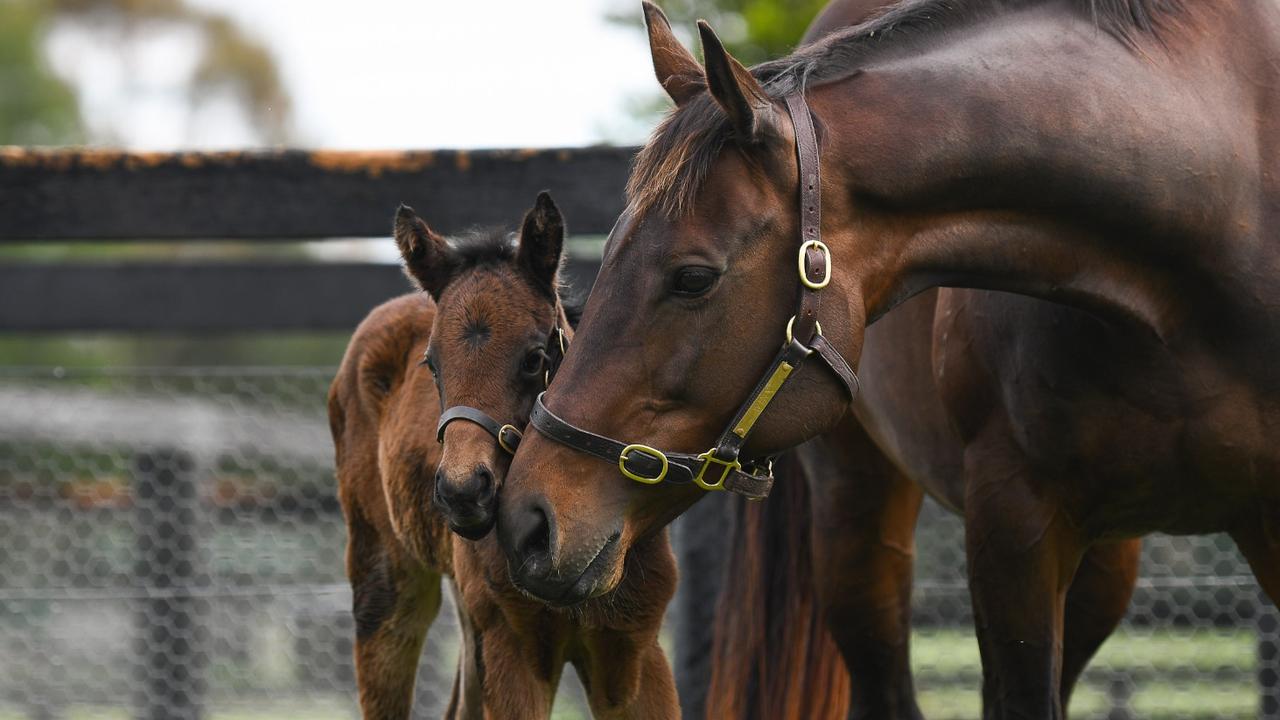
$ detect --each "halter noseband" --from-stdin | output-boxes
[527,93,860,501]
[435,324,568,456]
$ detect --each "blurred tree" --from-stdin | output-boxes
[608,0,829,67]
[0,0,291,145]
[601,0,828,138]
[0,2,83,144]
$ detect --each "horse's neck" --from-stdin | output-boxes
[817,1,1275,344]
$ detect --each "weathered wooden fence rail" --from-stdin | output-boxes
[0,147,632,331]
[0,147,635,240]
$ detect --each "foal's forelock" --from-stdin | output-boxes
[625,0,1189,220]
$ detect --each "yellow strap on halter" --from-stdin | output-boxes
[732,361,795,438]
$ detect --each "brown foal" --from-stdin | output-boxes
[329,193,677,719]
[499,2,1280,719]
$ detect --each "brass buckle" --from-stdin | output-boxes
[693,451,741,491]
[798,239,832,290]
[619,444,669,484]
[785,315,823,345]
[497,424,522,455]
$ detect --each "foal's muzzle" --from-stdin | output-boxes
[433,464,496,540]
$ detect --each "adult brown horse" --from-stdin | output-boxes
[329,193,677,718]
[499,1,1280,718]
[709,2,1139,719]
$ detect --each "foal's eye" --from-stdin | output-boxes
[671,266,718,297]
[520,348,546,377]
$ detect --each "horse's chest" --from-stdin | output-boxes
[935,291,1280,536]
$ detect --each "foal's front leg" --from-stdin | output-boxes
[347,529,443,719]
[472,621,562,719]
[578,638,678,720]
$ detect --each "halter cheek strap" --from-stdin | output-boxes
[525,92,860,502]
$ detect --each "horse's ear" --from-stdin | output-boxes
[517,191,565,295]
[698,20,776,143]
[643,1,702,106]
[394,204,456,300]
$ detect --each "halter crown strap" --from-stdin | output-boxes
[786,93,829,346]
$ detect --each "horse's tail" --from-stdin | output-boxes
[705,453,850,719]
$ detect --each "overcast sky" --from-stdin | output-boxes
[49,0,667,150]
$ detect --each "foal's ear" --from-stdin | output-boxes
[517,191,565,295]
[394,204,456,300]
[643,1,702,106]
[698,20,776,143]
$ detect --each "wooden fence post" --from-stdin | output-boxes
[133,448,205,720]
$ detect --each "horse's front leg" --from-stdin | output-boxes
[1060,539,1140,708]
[577,637,678,720]
[471,621,562,720]
[804,422,926,720]
[346,517,443,720]
[963,423,1083,720]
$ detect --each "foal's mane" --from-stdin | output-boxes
[627,0,1186,218]
[445,228,584,323]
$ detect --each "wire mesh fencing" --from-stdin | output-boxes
[0,365,1275,719]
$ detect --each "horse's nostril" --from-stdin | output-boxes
[472,465,494,501]
[433,468,449,502]
[516,497,554,564]
[524,507,550,556]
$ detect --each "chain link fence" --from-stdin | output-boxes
[0,366,1275,719]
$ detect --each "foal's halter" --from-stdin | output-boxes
[527,93,860,501]
[434,324,568,455]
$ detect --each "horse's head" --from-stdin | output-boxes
[498,3,858,604]
[396,193,569,541]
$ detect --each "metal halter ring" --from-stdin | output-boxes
[785,315,823,344]
[497,424,522,455]
[798,239,832,290]
[618,444,669,484]
[693,451,741,491]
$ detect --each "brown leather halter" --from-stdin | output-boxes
[434,324,568,455]
[527,93,860,501]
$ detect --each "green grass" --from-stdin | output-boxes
[913,628,1259,720]
[0,628,1258,719]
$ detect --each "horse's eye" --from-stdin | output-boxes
[422,355,438,378]
[672,267,718,297]
[520,348,546,377]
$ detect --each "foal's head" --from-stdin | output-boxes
[396,192,570,540]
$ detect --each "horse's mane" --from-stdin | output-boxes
[446,227,585,324]
[627,0,1186,218]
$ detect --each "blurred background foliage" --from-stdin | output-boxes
[607,0,827,130]
[608,0,826,65]
[0,0,290,146]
